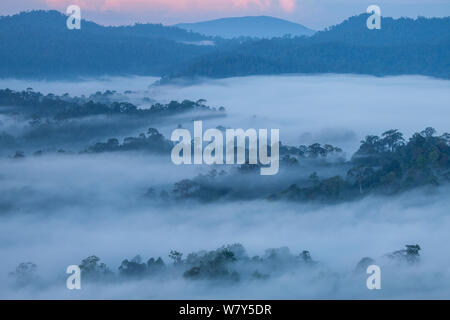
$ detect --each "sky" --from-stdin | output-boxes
[0,0,449,30]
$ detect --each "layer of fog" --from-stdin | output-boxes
[0,74,449,299]
[0,153,449,299]
[149,74,450,153]
[2,74,449,155]
[0,76,159,97]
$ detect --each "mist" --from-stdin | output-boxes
[0,74,449,299]
[150,74,450,153]
[3,74,449,153]
[1,152,449,299]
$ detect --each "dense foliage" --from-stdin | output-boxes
[159,14,450,80]
[1,11,449,79]
[151,128,450,203]
[0,88,223,120]
[9,243,421,286]
[0,88,224,155]
[0,11,215,78]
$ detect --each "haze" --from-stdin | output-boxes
[1,74,449,299]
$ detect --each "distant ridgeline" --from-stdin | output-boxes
[166,14,450,80]
[0,10,216,78]
[0,11,449,79]
[175,16,316,38]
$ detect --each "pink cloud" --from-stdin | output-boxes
[278,0,295,13]
[44,0,296,13]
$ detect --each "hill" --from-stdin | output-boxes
[311,14,450,46]
[175,16,315,38]
[165,14,450,80]
[0,10,214,78]
[0,11,449,79]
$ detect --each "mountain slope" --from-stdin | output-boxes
[311,14,450,46]
[166,14,450,80]
[1,11,449,79]
[0,10,214,78]
[175,16,315,39]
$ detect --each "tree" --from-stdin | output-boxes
[9,262,38,286]
[421,127,436,138]
[14,151,25,158]
[79,256,112,280]
[354,257,375,274]
[173,179,199,198]
[147,257,166,274]
[308,143,326,157]
[381,129,405,152]
[300,250,313,263]
[169,251,183,265]
[308,172,320,187]
[107,138,119,148]
[119,255,148,277]
[196,99,207,106]
[405,244,421,263]
[347,165,373,194]
[147,128,160,136]
[358,135,381,154]
[388,244,421,264]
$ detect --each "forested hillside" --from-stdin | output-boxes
[166,14,450,80]
[1,11,449,79]
[0,11,215,78]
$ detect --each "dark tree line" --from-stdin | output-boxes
[9,244,421,286]
[154,128,450,203]
[0,88,223,120]
[85,128,173,154]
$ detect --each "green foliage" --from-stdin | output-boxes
[1,11,449,79]
[388,244,421,264]
[86,128,173,154]
[0,10,215,78]
[12,243,420,285]
[169,251,183,265]
[79,256,112,280]
[168,14,450,80]
[117,255,166,278]
[119,255,148,278]
[352,128,449,193]
[0,88,219,120]
[354,257,376,274]
[167,128,450,203]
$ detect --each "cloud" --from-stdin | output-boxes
[278,0,295,12]
[43,0,296,13]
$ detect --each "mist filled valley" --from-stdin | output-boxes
[0,75,449,299]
